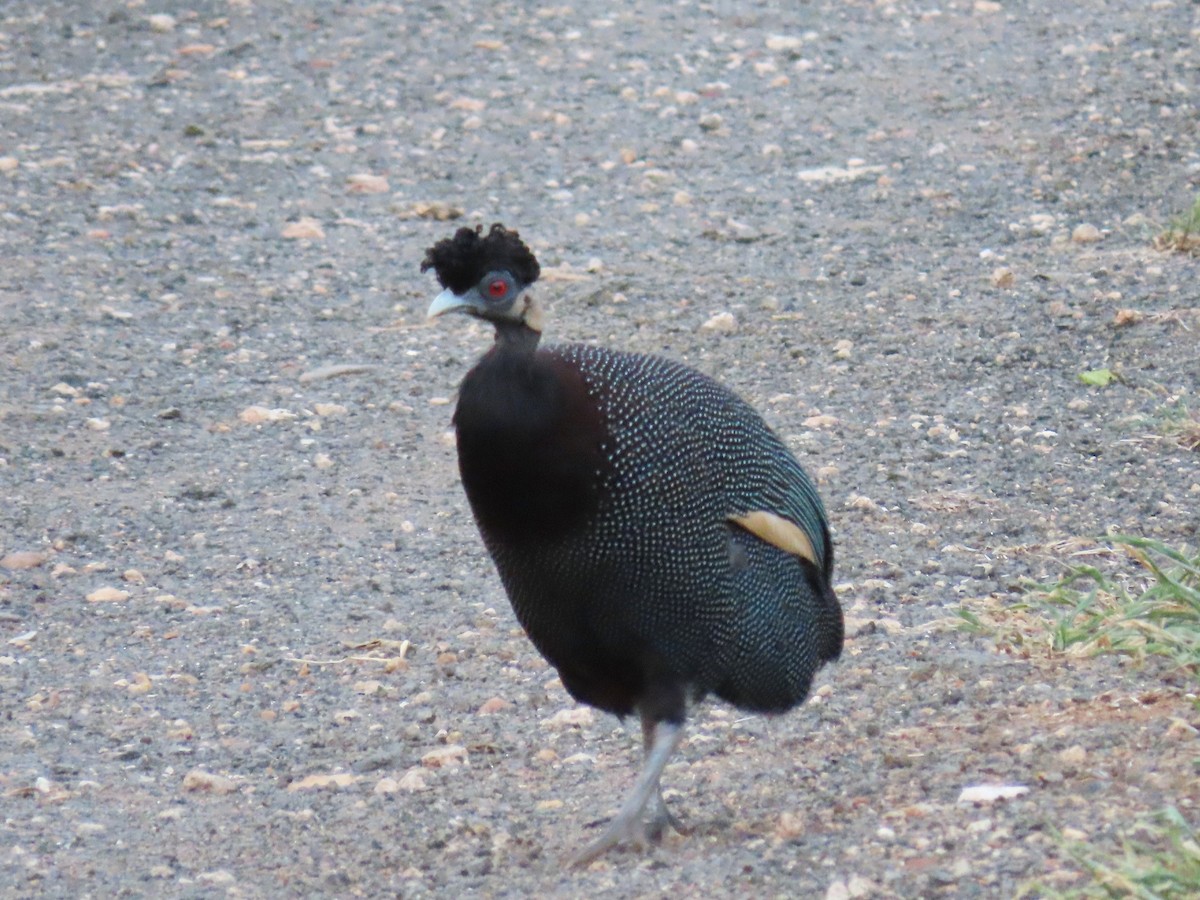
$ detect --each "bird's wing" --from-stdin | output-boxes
[725,510,818,567]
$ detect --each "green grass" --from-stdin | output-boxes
[1155,193,1200,255]
[1024,807,1200,899]
[957,535,1200,679]
[1031,536,1200,678]
[964,538,1200,897]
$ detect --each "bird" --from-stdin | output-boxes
[422,223,842,866]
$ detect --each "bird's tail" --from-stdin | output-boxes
[714,526,841,712]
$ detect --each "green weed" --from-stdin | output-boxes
[960,536,1200,681]
[1155,193,1200,255]
[1025,807,1200,899]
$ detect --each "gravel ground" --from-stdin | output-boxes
[2,2,1199,897]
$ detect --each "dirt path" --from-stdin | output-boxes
[2,2,1197,897]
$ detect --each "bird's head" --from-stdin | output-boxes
[422,224,543,332]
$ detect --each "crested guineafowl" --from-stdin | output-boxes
[422,223,842,866]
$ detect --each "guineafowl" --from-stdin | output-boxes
[422,224,842,866]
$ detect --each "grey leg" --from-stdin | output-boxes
[568,716,684,867]
[641,712,687,841]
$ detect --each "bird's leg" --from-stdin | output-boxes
[568,716,684,868]
[641,711,687,841]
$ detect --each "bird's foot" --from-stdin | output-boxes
[645,793,688,842]
[568,814,654,869]
[568,798,687,868]
[568,717,687,868]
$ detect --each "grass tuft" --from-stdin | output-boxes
[1155,193,1200,255]
[1024,807,1200,899]
[958,536,1200,682]
[1157,401,1200,453]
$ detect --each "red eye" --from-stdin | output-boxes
[487,279,508,299]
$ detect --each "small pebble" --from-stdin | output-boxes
[478,697,513,715]
[1028,214,1056,234]
[804,414,840,428]
[374,777,402,795]
[700,311,738,333]
[957,784,1030,804]
[86,587,130,603]
[182,769,239,794]
[347,173,389,194]
[288,773,360,791]
[239,406,297,424]
[541,707,594,728]
[1058,745,1087,766]
[2,551,47,570]
[765,35,805,51]
[281,218,325,240]
[421,745,468,768]
[776,810,806,839]
[197,871,236,886]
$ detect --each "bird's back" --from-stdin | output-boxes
[454,341,841,717]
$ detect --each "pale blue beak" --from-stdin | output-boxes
[428,287,482,319]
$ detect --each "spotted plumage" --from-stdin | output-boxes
[423,224,842,866]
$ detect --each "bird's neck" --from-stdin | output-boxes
[492,318,542,356]
[456,331,604,541]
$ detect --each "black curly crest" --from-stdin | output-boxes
[421,223,541,295]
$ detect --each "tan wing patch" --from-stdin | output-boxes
[728,510,818,566]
